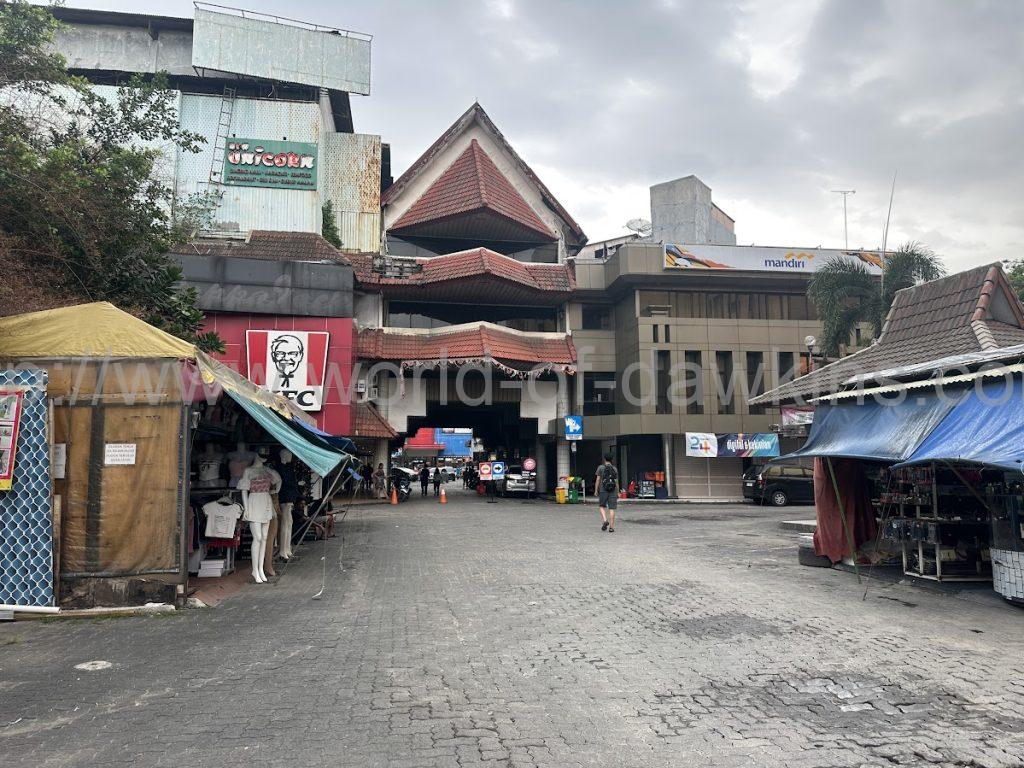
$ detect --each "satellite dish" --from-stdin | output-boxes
[625,218,652,236]
[804,335,817,349]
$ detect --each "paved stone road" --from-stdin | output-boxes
[2,489,1024,767]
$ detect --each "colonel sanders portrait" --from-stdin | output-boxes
[270,334,304,387]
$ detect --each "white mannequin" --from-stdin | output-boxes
[196,443,224,488]
[238,455,281,583]
[278,449,295,561]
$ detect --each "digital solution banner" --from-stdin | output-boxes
[685,432,779,458]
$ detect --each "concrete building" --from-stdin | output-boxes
[49,6,393,450]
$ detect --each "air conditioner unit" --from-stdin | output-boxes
[368,386,379,399]
[355,379,367,394]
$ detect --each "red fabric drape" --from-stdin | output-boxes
[812,457,877,563]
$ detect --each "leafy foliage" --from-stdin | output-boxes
[0,1,222,352]
[1003,259,1024,304]
[321,200,342,249]
[808,242,945,357]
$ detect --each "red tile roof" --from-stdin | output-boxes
[382,103,586,245]
[356,323,577,373]
[390,140,555,241]
[352,402,397,439]
[168,231,350,263]
[351,247,574,293]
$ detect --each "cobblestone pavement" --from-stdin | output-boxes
[2,489,1024,767]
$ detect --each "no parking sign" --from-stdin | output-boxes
[478,462,492,480]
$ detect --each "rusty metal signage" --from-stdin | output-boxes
[223,138,318,190]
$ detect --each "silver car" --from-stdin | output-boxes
[500,465,536,497]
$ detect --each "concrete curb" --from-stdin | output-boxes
[780,520,817,533]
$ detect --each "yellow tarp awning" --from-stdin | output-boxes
[0,302,195,359]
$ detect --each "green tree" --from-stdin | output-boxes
[1003,259,1024,303]
[808,242,944,357]
[321,200,342,249]
[0,0,222,351]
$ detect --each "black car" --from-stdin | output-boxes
[743,461,815,506]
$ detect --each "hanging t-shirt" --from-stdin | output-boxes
[202,498,243,538]
[237,463,282,523]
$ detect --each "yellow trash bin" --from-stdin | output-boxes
[555,487,567,504]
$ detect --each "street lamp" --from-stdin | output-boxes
[804,335,817,373]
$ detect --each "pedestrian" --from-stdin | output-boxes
[361,462,373,496]
[419,464,429,496]
[372,462,386,499]
[432,462,442,496]
[595,453,619,532]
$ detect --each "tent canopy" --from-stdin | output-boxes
[894,377,1024,470]
[0,302,195,359]
[785,394,962,463]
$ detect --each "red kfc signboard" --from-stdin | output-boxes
[246,330,329,411]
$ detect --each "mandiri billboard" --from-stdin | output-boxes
[685,432,780,458]
[224,138,318,190]
[664,243,883,274]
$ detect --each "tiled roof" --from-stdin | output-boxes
[352,402,397,439]
[356,323,577,372]
[168,231,350,264]
[382,103,586,244]
[351,247,574,293]
[753,264,1024,405]
[391,140,555,241]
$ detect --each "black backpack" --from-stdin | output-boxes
[601,465,618,492]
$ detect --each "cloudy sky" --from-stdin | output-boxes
[63,0,1023,270]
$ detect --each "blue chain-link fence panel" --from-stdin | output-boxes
[0,369,53,607]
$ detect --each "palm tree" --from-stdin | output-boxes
[808,242,944,357]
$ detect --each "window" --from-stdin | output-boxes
[745,351,765,415]
[581,304,613,331]
[582,373,616,416]
[656,350,672,414]
[778,351,796,385]
[664,324,671,343]
[715,351,735,414]
[653,324,659,343]
[782,466,805,478]
[684,350,704,415]
[639,290,672,317]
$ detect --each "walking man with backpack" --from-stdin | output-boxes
[595,453,619,532]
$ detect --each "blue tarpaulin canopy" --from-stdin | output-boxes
[289,417,358,455]
[785,393,963,463]
[225,391,347,478]
[894,377,1024,470]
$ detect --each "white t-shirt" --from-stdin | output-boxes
[202,498,243,538]
[237,464,282,523]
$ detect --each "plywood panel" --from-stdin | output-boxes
[98,405,182,573]
[52,406,93,574]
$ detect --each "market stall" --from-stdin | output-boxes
[0,302,353,610]
[788,370,1024,605]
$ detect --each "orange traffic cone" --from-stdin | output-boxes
[439,488,447,504]
[390,486,398,505]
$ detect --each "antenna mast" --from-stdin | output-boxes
[831,189,855,250]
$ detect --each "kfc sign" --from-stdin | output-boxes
[246,330,329,411]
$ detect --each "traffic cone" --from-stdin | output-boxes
[390,486,398,505]
[439,488,447,504]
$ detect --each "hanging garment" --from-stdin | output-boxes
[202,498,244,538]
[278,460,301,504]
[226,450,256,488]
[238,464,282,523]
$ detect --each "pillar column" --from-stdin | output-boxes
[663,433,675,498]
[535,437,548,494]
[556,378,570,486]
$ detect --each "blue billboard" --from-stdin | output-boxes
[434,429,473,458]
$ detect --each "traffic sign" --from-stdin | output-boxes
[564,415,583,441]
[491,461,506,480]
[478,462,492,479]
[523,457,537,472]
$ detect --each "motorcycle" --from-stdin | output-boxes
[388,467,413,502]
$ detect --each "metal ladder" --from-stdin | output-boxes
[206,85,236,190]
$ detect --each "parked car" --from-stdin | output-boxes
[743,461,815,506]
[500,465,536,497]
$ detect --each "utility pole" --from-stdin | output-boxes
[832,189,856,250]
